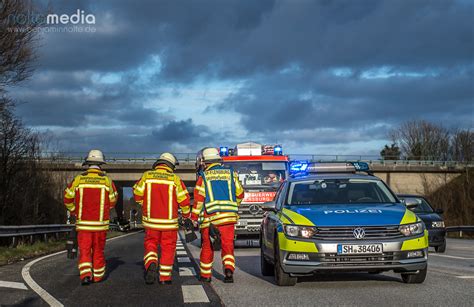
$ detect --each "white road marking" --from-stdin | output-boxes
[456,276,474,279]
[182,285,210,303]
[22,231,141,307]
[430,254,474,260]
[176,246,185,250]
[179,267,196,276]
[177,250,188,255]
[22,250,66,307]
[0,280,28,290]
[177,257,191,263]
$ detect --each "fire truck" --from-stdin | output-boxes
[196,142,290,246]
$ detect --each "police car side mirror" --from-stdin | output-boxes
[261,201,276,212]
[403,198,419,210]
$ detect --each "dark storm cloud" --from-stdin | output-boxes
[152,0,473,80]
[48,118,216,153]
[13,70,166,127]
[217,66,474,136]
[151,119,210,142]
[37,0,473,77]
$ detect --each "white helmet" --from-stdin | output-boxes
[202,147,222,163]
[83,149,106,166]
[153,152,179,169]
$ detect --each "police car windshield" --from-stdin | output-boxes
[223,162,286,188]
[287,179,397,205]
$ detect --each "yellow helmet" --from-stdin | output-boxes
[83,149,106,166]
[153,152,179,169]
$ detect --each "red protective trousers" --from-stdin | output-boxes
[143,229,177,281]
[199,224,235,278]
[77,231,107,282]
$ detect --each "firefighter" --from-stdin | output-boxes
[133,153,191,285]
[192,148,244,283]
[64,150,118,285]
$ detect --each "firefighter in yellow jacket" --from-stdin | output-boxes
[133,153,191,284]
[64,150,118,285]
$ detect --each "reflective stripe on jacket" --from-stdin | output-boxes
[133,165,190,230]
[64,169,118,231]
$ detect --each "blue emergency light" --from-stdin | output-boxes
[274,145,283,156]
[289,161,309,176]
[219,146,229,156]
[351,161,370,172]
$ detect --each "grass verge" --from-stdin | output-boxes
[0,240,66,266]
[0,230,131,266]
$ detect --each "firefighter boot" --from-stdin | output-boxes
[145,263,157,285]
[81,276,92,286]
[200,276,212,283]
[224,269,234,283]
[159,280,172,285]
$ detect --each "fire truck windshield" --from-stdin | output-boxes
[224,161,287,188]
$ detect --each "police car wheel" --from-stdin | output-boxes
[435,242,446,253]
[274,236,297,286]
[261,247,274,276]
[401,266,427,284]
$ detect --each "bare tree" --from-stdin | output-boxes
[0,99,66,225]
[390,120,450,160]
[380,143,401,160]
[0,0,38,90]
[451,129,474,162]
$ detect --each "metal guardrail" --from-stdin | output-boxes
[0,224,74,238]
[446,226,474,233]
[446,226,474,238]
[0,223,125,238]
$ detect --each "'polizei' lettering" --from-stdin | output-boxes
[323,209,383,214]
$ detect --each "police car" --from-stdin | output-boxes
[260,162,428,286]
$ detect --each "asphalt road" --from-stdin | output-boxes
[0,231,221,306]
[186,237,474,307]
[1,235,472,306]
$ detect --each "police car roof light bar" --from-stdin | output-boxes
[306,161,371,174]
[289,161,371,177]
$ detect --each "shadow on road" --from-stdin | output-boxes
[8,296,42,307]
[104,257,125,281]
[235,255,402,285]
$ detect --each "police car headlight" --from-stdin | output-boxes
[284,225,317,238]
[432,221,445,228]
[399,222,424,236]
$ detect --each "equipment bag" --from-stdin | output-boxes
[209,224,221,251]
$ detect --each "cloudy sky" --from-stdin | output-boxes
[8,0,474,156]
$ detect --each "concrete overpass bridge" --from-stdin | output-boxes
[39,155,471,221]
[42,157,470,193]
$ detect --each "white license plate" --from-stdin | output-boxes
[337,244,383,255]
[237,220,248,226]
